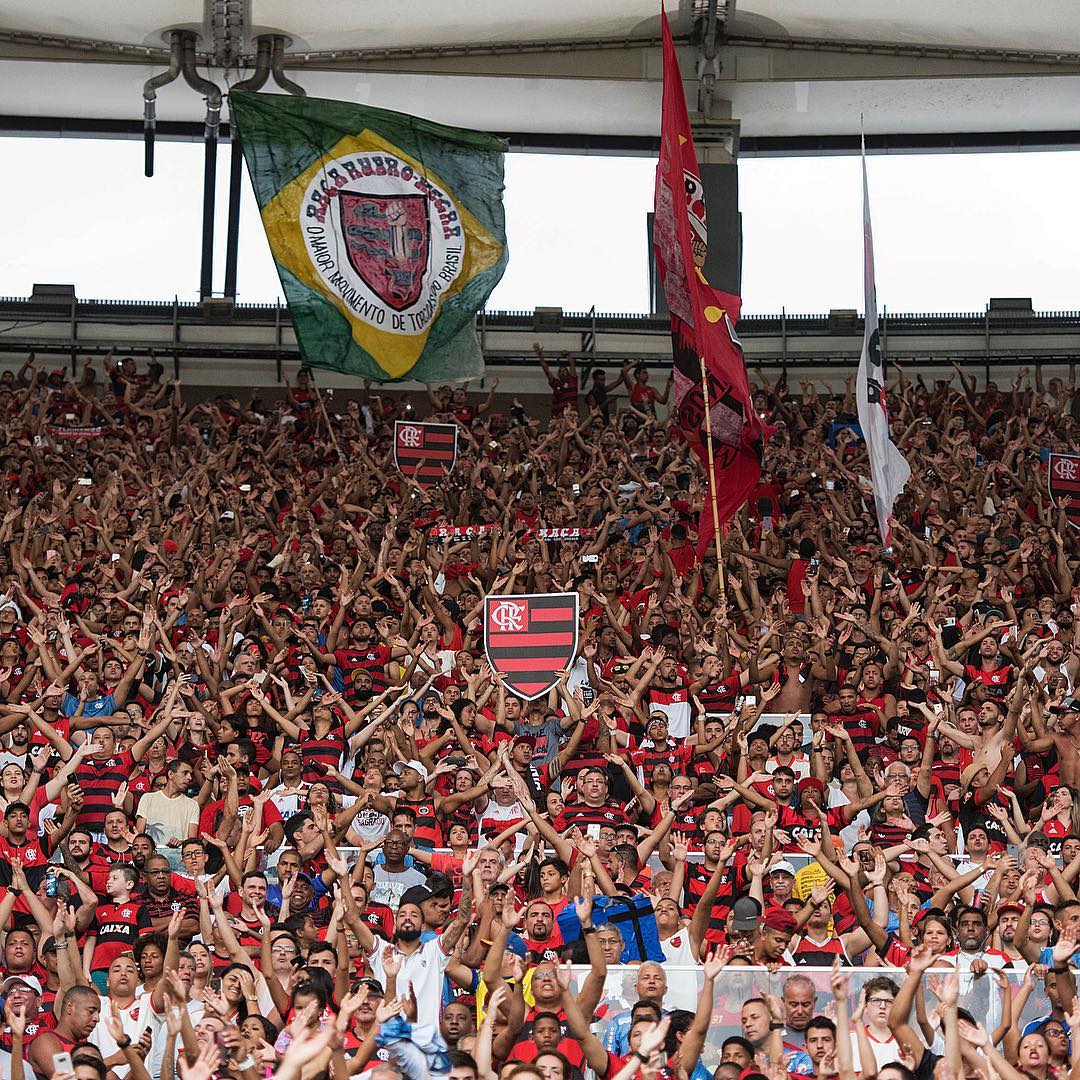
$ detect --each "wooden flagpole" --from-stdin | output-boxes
[698,353,726,596]
[315,387,341,454]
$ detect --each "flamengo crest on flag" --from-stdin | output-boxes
[229,91,508,383]
[1048,453,1080,529]
[652,7,771,554]
[394,421,458,487]
[484,592,580,701]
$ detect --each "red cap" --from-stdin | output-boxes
[853,546,872,557]
[163,538,179,555]
[761,908,797,934]
[513,735,537,749]
[798,776,825,796]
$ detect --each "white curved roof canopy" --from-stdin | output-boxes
[1,1,1079,140]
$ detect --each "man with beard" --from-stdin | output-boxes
[954,905,1011,977]
[362,850,479,1077]
[989,898,1023,967]
[763,626,837,714]
[521,900,562,963]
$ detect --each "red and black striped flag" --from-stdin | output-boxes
[484,592,580,701]
[393,421,458,487]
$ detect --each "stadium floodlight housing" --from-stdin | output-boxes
[30,284,76,305]
[533,307,564,332]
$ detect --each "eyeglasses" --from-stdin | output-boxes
[867,997,895,1007]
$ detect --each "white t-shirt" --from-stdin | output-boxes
[135,791,199,845]
[369,864,427,910]
[367,936,451,1053]
[267,783,308,822]
[150,998,205,1080]
[660,930,700,1010]
[766,752,811,779]
[90,992,154,1079]
[828,786,871,850]
[850,1027,900,1071]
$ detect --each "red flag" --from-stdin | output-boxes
[652,7,772,555]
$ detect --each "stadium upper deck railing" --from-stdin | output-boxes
[1,294,1080,374]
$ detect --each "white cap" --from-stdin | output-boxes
[392,759,430,784]
[1,974,42,995]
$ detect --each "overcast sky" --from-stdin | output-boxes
[4,137,1078,316]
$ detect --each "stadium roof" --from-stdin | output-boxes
[3,1,1080,145]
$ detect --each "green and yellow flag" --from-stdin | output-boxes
[230,91,508,382]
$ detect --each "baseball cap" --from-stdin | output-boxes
[762,908,798,935]
[769,860,797,877]
[730,896,762,932]
[398,885,433,911]
[513,735,537,749]
[853,546,872,557]
[798,777,825,797]
[1,974,42,995]
[392,759,430,784]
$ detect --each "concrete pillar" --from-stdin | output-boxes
[650,100,742,314]
[694,98,742,298]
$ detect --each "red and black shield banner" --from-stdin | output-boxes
[1048,453,1080,529]
[394,421,458,487]
[339,191,430,310]
[484,592,580,700]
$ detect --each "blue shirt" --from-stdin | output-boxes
[62,691,116,718]
[603,1008,669,1055]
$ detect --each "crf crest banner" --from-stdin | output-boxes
[394,421,458,486]
[484,593,579,700]
[230,91,508,383]
[1049,453,1080,529]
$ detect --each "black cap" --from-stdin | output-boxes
[730,896,762,932]
[399,885,433,910]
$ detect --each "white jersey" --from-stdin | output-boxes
[660,929,700,1010]
[367,936,452,1054]
[90,992,154,1079]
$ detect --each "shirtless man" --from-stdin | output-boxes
[1021,699,1080,791]
[763,626,837,714]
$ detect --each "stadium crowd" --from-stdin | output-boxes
[0,349,1078,1080]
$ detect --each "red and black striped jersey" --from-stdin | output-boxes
[333,645,391,692]
[828,708,879,758]
[629,743,694,781]
[394,797,440,850]
[75,750,135,832]
[90,900,153,972]
[698,672,743,714]
[791,934,849,966]
[562,801,628,830]
[300,722,347,781]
